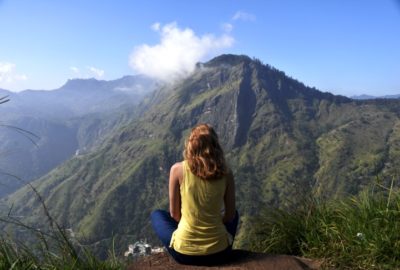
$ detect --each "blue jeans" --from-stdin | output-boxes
[151,209,239,265]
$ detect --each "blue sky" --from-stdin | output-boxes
[0,0,399,96]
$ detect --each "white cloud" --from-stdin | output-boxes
[87,66,104,78]
[129,22,234,82]
[69,66,104,79]
[232,11,256,21]
[0,62,27,84]
[221,23,233,33]
[151,22,161,31]
[70,66,80,74]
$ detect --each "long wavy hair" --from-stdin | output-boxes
[184,124,228,180]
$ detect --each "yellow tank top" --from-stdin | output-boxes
[169,161,231,255]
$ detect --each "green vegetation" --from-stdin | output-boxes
[0,96,129,269]
[247,179,400,269]
[0,183,125,269]
[0,233,123,270]
[3,54,400,259]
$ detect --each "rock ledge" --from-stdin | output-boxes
[128,249,322,270]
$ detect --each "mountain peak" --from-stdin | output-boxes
[202,54,252,68]
[60,78,106,91]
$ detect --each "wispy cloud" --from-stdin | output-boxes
[218,11,255,42]
[221,23,233,33]
[69,66,104,79]
[0,62,27,84]
[70,66,80,74]
[87,66,104,78]
[232,11,256,21]
[151,22,161,31]
[129,22,234,82]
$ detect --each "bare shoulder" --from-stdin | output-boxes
[170,162,183,183]
[170,162,183,173]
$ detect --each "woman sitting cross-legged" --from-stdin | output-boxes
[151,123,239,266]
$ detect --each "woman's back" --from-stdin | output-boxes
[170,161,230,255]
[151,124,238,265]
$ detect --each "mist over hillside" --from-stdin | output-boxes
[2,54,400,256]
[0,75,158,197]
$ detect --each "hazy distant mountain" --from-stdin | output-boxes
[351,94,400,100]
[3,55,400,254]
[0,75,158,118]
[0,75,158,197]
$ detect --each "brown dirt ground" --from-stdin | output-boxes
[128,250,323,270]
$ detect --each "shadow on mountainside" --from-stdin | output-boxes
[128,249,322,270]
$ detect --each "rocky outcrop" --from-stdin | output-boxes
[128,250,322,270]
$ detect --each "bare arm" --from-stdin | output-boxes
[223,170,236,223]
[169,162,182,222]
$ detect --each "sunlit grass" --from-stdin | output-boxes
[248,178,400,269]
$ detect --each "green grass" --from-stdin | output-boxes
[0,233,124,270]
[247,178,400,269]
[0,182,127,270]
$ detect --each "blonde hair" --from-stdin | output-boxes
[184,124,228,180]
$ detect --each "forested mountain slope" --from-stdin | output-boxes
[3,54,400,253]
[0,75,157,197]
